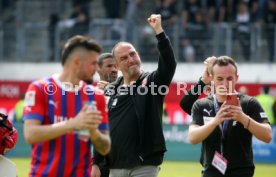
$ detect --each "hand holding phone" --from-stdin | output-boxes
[226,94,238,106]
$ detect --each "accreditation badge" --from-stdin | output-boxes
[211,151,228,175]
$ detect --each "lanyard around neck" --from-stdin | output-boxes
[213,95,229,155]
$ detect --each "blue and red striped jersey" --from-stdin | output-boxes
[23,75,109,177]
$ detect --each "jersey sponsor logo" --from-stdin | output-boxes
[203,108,212,116]
[203,116,214,124]
[24,91,35,106]
[260,112,267,118]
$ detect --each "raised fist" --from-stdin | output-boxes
[147,14,163,34]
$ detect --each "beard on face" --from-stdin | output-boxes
[78,70,94,84]
[104,73,117,83]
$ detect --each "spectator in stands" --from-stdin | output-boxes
[103,0,122,19]
[214,0,233,22]
[71,0,92,12]
[181,0,212,62]
[187,10,209,61]
[206,0,227,24]
[181,0,202,27]
[261,0,276,62]
[256,85,276,125]
[55,1,90,49]
[181,56,272,177]
[249,0,260,22]
[180,37,195,62]
[206,0,216,23]
[68,1,90,37]
[1,0,13,11]
[48,13,60,62]
[125,0,142,42]
[235,2,251,61]
[110,20,123,40]
[139,26,159,61]
[155,0,177,40]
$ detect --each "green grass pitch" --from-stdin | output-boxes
[10,158,276,177]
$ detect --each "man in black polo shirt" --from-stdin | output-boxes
[104,14,176,177]
[188,56,272,177]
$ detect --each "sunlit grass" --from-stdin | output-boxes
[10,158,276,177]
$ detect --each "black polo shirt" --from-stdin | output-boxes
[107,86,140,168]
[191,94,269,177]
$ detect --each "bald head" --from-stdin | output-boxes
[111,42,134,61]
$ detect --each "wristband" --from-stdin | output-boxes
[245,116,251,129]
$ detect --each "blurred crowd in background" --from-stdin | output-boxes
[0,0,275,63]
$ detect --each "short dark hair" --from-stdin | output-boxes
[61,35,102,66]
[98,53,113,67]
[212,56,238,74]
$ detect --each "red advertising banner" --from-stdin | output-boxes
[163,83,276,124]
[0,81,30,99]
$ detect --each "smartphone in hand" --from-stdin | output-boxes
[226,94,239,106]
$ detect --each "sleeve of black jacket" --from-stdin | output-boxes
[180,78,206,115]
[152,32,177,86]
[93,149,105,165]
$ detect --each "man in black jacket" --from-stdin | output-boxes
[93,14,176,177]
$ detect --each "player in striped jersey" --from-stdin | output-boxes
[23,35,111,177]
